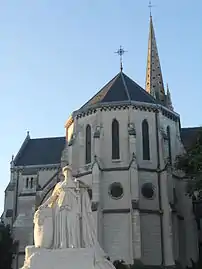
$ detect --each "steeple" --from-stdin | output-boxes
[145,14,166,104]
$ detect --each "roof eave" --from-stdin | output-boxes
[73,100,180,119]
[13,163,61,170]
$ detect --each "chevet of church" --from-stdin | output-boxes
[2,13,201,269]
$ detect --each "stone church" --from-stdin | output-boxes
[2,15,201,269]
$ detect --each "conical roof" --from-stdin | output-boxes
[80,72,158,110]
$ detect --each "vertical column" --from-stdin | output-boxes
[10,155,15,182]
[92,161,100,203]
[92,127,102,243]
[132,210,141,260]
[160,170,175,266]
[78,125,85,168]
[128,124,141,261]
[183,193,199,266]
[9,156,16,222]
[68,144,73,166]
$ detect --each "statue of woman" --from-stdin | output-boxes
[34,165,96,249]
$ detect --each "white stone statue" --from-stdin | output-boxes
[21,164,116,269]
[34,165,96,249]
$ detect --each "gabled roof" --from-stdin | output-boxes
[80,72,158,110]
[181,127,202,150]
[14,136,66,166]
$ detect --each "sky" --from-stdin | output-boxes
[0,0,201,214]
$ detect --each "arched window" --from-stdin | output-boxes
[85,125,91,164]
[112,119,120,160]
[167,126,172,164]
[142,119,150,160]
[30,177,33,189]
[26,177,29,188]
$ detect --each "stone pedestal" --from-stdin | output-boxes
[21,245,115,269]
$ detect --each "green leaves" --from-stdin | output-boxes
[175,129,202,196]
[0,222,15,269]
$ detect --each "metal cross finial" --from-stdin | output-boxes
[115,46,127,72]
[148,1,155,16]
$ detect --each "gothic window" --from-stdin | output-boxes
[112,119,120,160]
[167,126,172,164]
[85,124,91,164]
[142,119,150,160]
[30,177,33,189]
[26,177,29,188]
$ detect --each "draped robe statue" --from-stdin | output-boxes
[30,165,116,269]
[34,165,96,249]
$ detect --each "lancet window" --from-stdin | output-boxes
[142,119,150,160]
[85,124,91,164]
[112,119,120,160]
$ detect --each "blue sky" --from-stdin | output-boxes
[0,0,201,214]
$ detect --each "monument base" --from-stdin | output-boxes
[21,245,115,269]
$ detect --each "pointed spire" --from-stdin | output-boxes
[10,155,14,168]
[26,131,30,139]
[145,14,166,104]
[166,83,173,110]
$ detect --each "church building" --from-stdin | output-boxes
[2,14,201,269]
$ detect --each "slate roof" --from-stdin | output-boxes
[181,127,202,150]
[14,136,66,166]
[80,72,158,110]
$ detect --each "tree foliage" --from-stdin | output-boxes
[175,130,202,196]
[0,222,15,269]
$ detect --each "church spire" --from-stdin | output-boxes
[145,13,166,104]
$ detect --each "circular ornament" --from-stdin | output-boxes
[109,182,124,199]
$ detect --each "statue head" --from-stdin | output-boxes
[62,165,73,182]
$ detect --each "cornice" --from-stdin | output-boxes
[13,163,60,172]
[74,101,180,122]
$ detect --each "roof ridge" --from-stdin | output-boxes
[80,73,121,109]
[30,136,65,141]
[123,73,157,103]
[121,72,131,101]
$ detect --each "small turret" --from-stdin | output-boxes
[166,83,173,111]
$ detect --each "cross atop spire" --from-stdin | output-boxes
[148,1,153,16]
[115,46,127,72]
